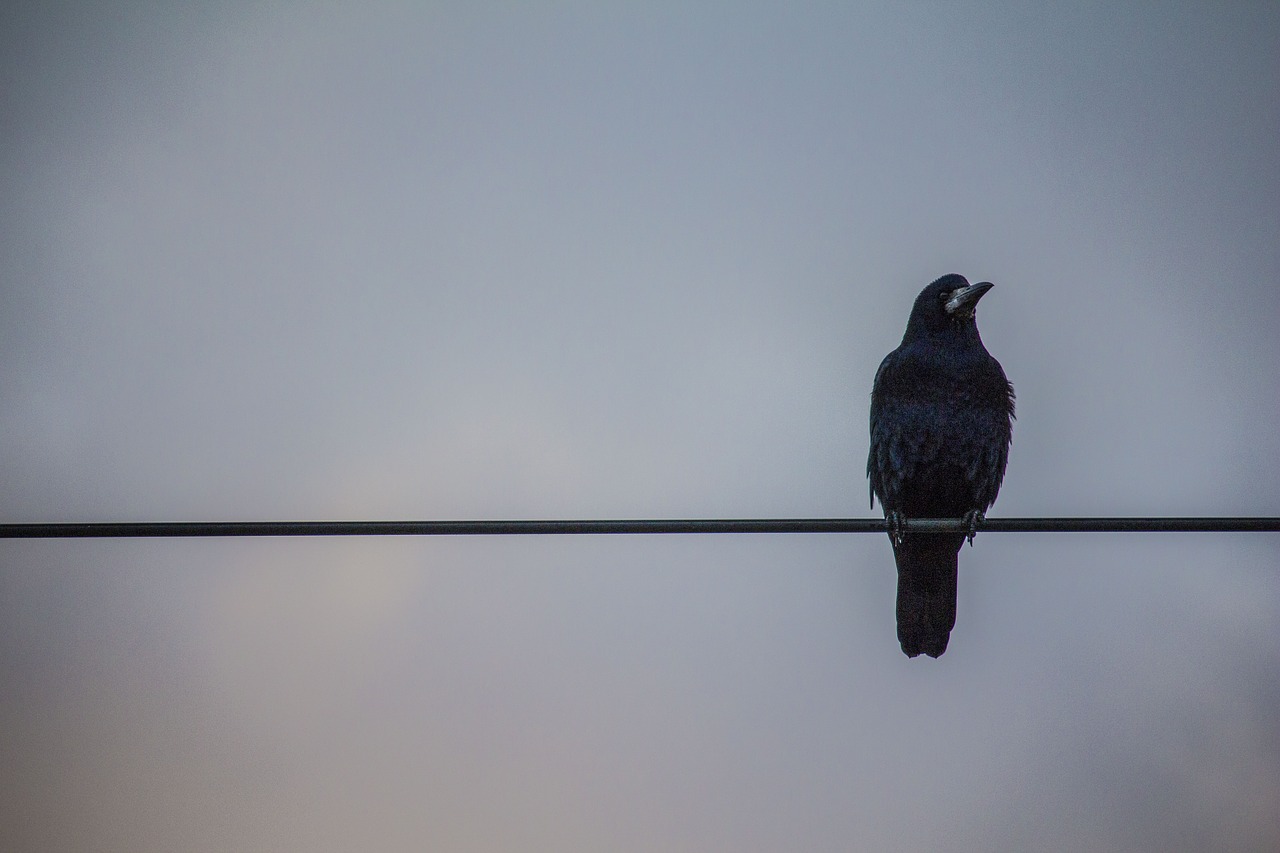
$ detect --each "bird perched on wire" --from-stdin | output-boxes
[868,274,1014,658]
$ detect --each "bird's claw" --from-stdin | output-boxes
[963,510,984,546]
[886,511,906,548]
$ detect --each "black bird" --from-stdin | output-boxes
[868,274,1014,658]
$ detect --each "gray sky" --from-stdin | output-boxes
[3,3,1278,851]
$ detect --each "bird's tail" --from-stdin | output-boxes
[893,533,962,658]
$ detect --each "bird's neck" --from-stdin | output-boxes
[901,322,984,351]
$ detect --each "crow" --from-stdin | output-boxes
[868,274,1014,658]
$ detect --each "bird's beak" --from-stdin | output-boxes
[944,281,994,316]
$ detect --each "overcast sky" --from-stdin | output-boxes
[2,3,1278,851]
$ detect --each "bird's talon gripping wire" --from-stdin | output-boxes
[887,511,906,548]
[963,510,984,546]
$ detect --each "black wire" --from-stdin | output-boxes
[1,517,1278,538]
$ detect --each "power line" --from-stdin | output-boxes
[1,517,1278,539]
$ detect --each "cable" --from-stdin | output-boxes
[1,517,1277,538]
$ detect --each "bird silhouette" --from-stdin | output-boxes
[868,274,1014,657]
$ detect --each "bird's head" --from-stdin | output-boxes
[904,273,994,337]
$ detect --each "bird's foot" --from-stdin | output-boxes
[886,511,906,547]
[962,510,984,546]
